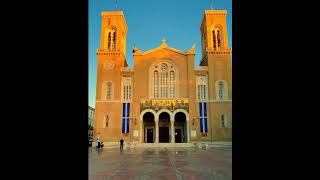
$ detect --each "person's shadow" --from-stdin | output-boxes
[97,147,103,156]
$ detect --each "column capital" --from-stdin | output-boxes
[170,118,174,123]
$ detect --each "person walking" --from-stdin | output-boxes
[96,138,101,149]
[120,139,124,151]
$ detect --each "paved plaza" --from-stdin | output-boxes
[89,146,232,180]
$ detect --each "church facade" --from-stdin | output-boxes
[94,9,232,144]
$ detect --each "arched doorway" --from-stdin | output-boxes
[174,112,187,143]
[158,112,170,143]
[143,112,155,143]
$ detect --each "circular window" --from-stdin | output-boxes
[160,63,168,71]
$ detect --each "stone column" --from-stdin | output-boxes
[171,118,175,143]
[155,117,159,143]
[186,119,190,143]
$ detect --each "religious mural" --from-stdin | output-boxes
[140,99,189,112]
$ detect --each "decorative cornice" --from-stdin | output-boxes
[96,49,124,56]
[102,14,124,17]
[195,71,207,76]
[206,48,232,56]
[195,66,208,76]
[120,67,134,72]
[120,67,134,76]
[101,11,125,16]
[195,66,208,71]
[204,10,227,16]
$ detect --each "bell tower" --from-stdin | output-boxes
[199,9,232,141]
[200,10,229,56]
[99,11,127,57]
[95,10,128,142]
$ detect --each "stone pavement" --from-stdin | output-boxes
[89,147,232,180]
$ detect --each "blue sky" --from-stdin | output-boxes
[89,0,232,108]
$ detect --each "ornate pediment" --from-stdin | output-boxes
[134,39,195,57]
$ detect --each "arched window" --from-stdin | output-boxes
[104,115,109,128]
[215,80,228,100]
[107,32,111,49]
[122,77,132,102]
[150,62,177,98]
[221,114,227,128]
[104,27,117,51]
[170,70,175,98]
[212,30,216,50]
[218,82,224,100]
[107,82,112,100]
[217,29,221,48]
[128,86,131,100]
[112,30,117,50]
[196,76,208,101]
[101,81,113,100]
[154,71,159,98]
[212,26,223,51]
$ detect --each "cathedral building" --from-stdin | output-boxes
[94,9,232,145]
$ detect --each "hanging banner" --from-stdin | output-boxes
[122,103,130,133]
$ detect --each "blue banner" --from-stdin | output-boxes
[122,118,125,133]
[199,102,208,133]
[122,103,125,118]
[204,117,208,132]
[122,103,130,133]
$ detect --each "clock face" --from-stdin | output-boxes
[105,62,114,70]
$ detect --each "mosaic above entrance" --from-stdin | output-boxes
[140,99,189,112]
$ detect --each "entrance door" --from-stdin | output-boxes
[159,127,169,143]
[147,129,153,143]
[175,129,182,143]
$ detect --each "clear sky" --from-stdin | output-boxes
[89,0,232,108]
